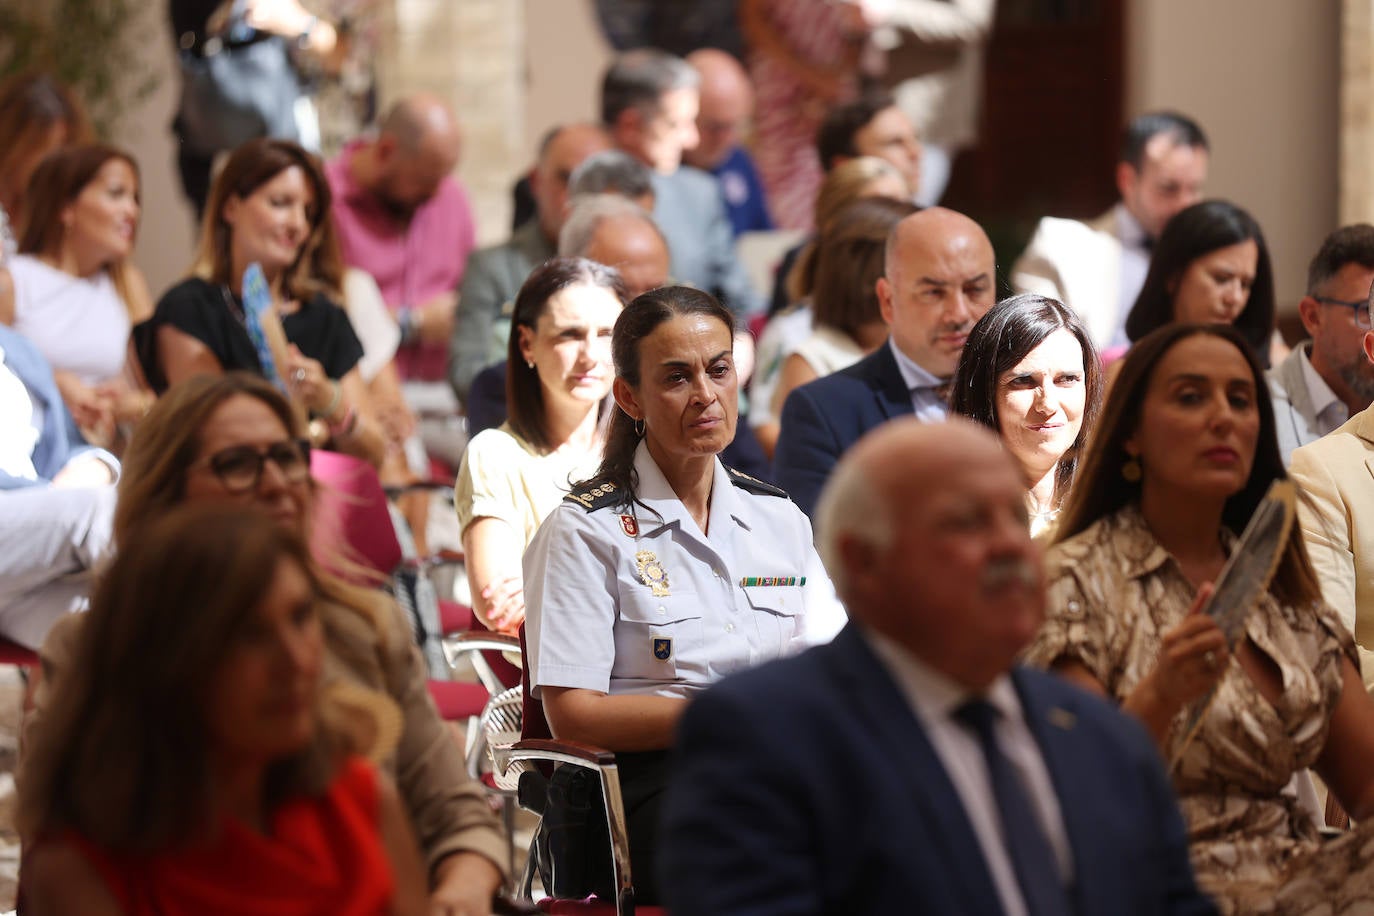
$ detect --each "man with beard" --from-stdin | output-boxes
[1289,229,1374,690]
[1270,225,1374,463]
[773,207,995,517]
[327,94,473,387]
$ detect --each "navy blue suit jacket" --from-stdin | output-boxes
[772,344,912,517]
[0,324,92,489]
[660,625,1217,916]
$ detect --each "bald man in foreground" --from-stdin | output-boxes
[773,206,996,516]
[660,419,1216,916]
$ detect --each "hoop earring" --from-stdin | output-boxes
[1121,455,1142,483]
[634,417,645,437]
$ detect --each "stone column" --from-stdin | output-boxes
[377,0,527,243]
[1341,0,1374,225]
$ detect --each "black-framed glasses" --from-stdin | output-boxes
[194,439,312,493]
[1313,295,1374,330]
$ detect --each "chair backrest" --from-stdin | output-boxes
[309,449,404,580]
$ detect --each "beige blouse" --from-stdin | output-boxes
[1026,506,1369,914]
[454,423,602,548]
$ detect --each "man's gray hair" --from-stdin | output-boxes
[569,151,654,201]
[558,194,666,258]
[600,48,700,127]
[813,455,896,600]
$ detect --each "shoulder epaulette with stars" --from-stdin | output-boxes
[563,478,621,511]
[726,466,790,499]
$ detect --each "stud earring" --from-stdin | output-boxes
[1121,455,1142,483]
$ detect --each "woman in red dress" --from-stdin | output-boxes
[19,505,428,915]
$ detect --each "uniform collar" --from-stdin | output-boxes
[631,441,746,538]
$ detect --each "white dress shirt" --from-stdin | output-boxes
[1112,204,1151,349]
[888,339,952,423]
[1297,344,1350,438]
[865,628,1075,916]
[0,343,41,482]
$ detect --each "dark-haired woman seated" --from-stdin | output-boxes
[21,504,428,914]
[951,294,1101,538]
[455,257,625,635]
[1026,323,1374,913]
[138,138,385,467]
[523,286,844,903]
[1123,200,1280,368]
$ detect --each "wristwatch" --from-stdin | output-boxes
[296,14,319,49]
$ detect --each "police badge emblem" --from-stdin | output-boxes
[635,550,670,597]
[653,638,672,660]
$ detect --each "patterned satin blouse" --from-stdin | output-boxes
[1025,506,1368,914]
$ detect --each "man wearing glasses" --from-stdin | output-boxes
[1287,225,1374,690]
[1270,225,1374,464]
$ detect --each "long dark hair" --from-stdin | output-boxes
[1054,323,1320,607]
[0,72,91,224]
[950,294,1102,509]
[18,505,345,853]
[811,196,916,340]
[1125,200,1275,368]
[192,138,332,302]
[506,257,627,452]
[590,286,735,508]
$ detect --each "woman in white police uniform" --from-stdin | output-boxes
[523,285,843,903]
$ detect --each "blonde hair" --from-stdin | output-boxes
[116,373,388,632]
[788,157,906,302]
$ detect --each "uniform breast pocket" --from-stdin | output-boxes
[613,588,704,682]
[742,585,806,655]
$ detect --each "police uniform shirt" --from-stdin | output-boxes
[524,441,843,700]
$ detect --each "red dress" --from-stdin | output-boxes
[71,757,395,915]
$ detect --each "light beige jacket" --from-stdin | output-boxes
[874,0,996,149]
[1289,405,1374,688]
[1010,206,1125,351]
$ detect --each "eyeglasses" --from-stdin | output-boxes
[194,439,311,493]
[1313,295,1374,331]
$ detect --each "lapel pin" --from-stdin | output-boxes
[1048,707,1077,730]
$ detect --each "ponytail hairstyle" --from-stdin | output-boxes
[589,285,736,509]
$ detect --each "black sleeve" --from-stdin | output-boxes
[168,0,222,42]
[140,278,260,391]
[285,294,364,380]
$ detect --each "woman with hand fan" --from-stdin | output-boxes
[1025,322,1374,913]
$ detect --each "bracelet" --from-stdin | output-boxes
[318,381,342,420]
[328,405,359,439]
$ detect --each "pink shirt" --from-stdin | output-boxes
[326,141,477,381]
